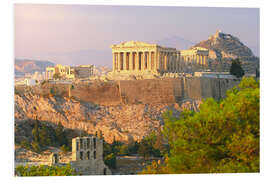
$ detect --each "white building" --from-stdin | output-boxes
[15,78,37,86]
[194,72,236,79]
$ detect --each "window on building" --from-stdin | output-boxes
[87,138,90,149]
[93,138,96,149]
[53,154,58,164]
[87,151,90,160]
[80,139,83,149]
[80,151,83,160]
[94,151,96,159]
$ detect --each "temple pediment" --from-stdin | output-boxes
[111,41,157,48]
[192,47,209,51]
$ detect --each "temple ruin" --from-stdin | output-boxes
[111,41,209,75]
[70,136,112,175]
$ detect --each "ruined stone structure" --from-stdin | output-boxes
[45,64,75,80]
[74,65,94,79]
[111,41,209,75]
[50,153,60,166]
[70,136,111,175]
[181,47,209,66]
[46,64,95,80]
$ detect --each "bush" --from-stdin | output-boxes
[118,144,129,155]
[15,164,77,176]
[104,153,116,169]
[31,141,41,153]
[20,140,32,150]
[60,144,70,153]
[138,132,162,159]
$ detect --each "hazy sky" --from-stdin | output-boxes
[15,4,260,67]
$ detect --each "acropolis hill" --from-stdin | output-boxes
[15,30,257,143]
[15,77,240,143]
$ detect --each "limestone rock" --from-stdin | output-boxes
[15,92,201,143]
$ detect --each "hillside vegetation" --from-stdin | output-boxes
[141,77,259,174]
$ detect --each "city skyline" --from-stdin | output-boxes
[15,4,259,67]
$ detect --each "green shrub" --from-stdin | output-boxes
[104,153,116,169]
[31,142,41,153]
[15,164,77,176]
[60,144,70,153]
[20,140,32,150]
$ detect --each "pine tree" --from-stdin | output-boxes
[230,58,245,78]
[55,122,68,146]
[32,120,40,143]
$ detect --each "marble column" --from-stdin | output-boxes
[166,53,169,71]
[117,52,121,71]
[135,52,139,71]
[174,53,177,72]
[196,55,199,64]
[166,53,168,71]
[203,55,206,65]
[142,52,145,71]
[133,52,136,70]
[148,52,152,71]
[155,51,159,71]
[129,52,133,70]
[176,53,179,72]
[123,52,126,70]
[159,52,162,71]
[112,53,115,72]
[171,53,174,71]
[162,53,165,71]
[162,52,165,71]
[170,53,173,71]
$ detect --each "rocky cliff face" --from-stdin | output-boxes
[15,78,240,143]
[15,91,201,143]
[192,30,256,60]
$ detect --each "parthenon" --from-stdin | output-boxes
[111,41,209,75]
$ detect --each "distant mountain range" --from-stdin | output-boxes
[15,59,54,76]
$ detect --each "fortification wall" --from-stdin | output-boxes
[119,78,240,104]
[15,78,241,105]
[71,82,120,105]
[119,79,180,104]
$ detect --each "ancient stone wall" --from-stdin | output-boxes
[119,78,240,104]
[15,78,241,105]
[71,82,120,105]
[119,79,179,104]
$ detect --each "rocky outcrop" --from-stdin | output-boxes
[15,92,201,143]
[192,30,255,60]
[15,78,240,143]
